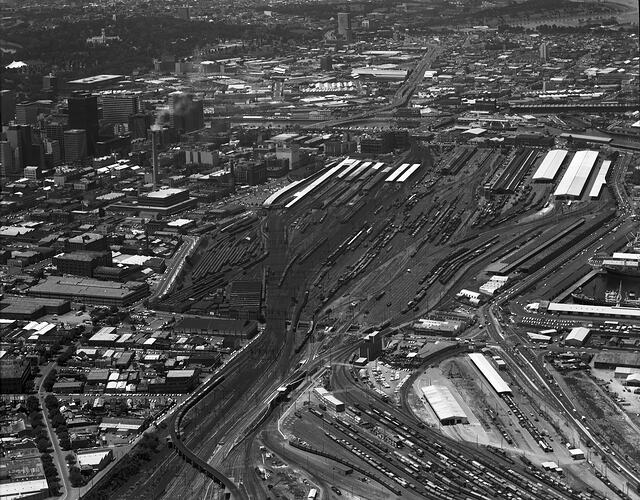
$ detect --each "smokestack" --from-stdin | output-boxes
[151,125,160,189]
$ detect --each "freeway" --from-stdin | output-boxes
[302,45,440,130]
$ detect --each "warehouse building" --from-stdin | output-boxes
[412,318,462,336]
[546,302,640,320]
[28,277,149,306]
[593,352,640,370]
[532,149,568,181]
[421,385,468,425]
[468,353,512,394]
[76,448,113,472]
[553,150,598,198]
[0,295,70,320]
[564,327,590,347]
[314,387,345,412]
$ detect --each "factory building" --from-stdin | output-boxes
[421,385,468,425]
[28,277,149,306]
[593,352,640,370]
[412,318,462,336]
[564,327,590,347]
[53,251,112,277]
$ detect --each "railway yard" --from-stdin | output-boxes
[123,135,640,500]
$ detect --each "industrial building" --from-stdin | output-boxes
[421,385,468,425]
[564,327,590,347]
[314,387,345,412]
[468,353,512,394]
[360,330,383,360]
[553,150,598,198]
[111,188,198,217]
[593,352,640,369]
[546,302,640,320]
[28,277,149,306]
[588,160,611,198]
[412,318,463,335]
[532,149,568,181]
[479,275,508,296]
[76,448,113,472]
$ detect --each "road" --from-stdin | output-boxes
[151,235,200,302]
[302,45,440,130]
[38,363,74,500]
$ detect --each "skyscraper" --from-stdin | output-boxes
[101,93,141,124]
[15,102,39,125]
[64,129,88,163]
[337,12,352,40]
[539,42,549,62]
[1,89,16,125]
[68,93,98,155]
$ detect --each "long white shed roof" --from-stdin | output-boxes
[588,160,611,198]
[533,149,568,180]
[421,385,467,422]
[385,163,411,182]
[468,353,512,394]
[554,150,598,197]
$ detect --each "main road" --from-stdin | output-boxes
[302,45,440,130]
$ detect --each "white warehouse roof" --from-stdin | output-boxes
[554,150,598,197]
[565,327,590,344]
[533,149,568,180]
[588,160,611,198]
[547,302,640,319]
[468,353,512,394]
[421,385,468,424]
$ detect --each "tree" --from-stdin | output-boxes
[69,466,86,487]
[44,394,59,410]
[65,453,76,465]
[51,412,66,428]
[26,395,40,413]
[36,437,51,453]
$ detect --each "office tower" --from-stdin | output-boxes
[539,42,549,62]
[44,139,62,166]
[168,92,204,133]
[68,93,98,155]
[15,102,39,125]
[44,122,65,161]
[1,141,17,184]
[1,89,16,125]
[101,93,140,124]
[319,55,333,71]
[337,12,352,40]
[129,113,152,139]
[64,129,88,163]
[5,125,36,171]
[43,74,58,92]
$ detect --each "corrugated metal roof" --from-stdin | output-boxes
[421,385,467,422]
[468,353,512,394]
